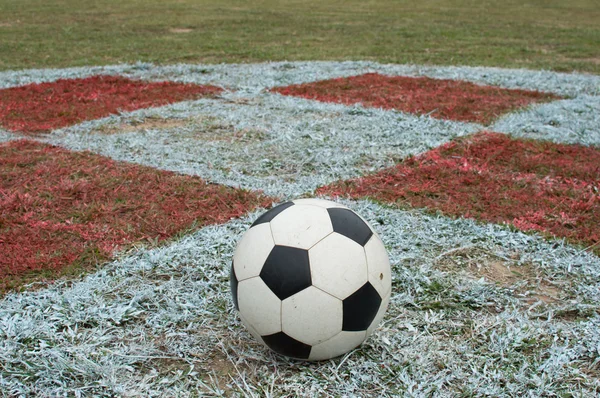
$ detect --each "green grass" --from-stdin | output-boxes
[0,0,598,73]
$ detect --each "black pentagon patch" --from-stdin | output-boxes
[260,246,311,300]
[251,201,294,227]
[230,262,239,311]
[327,208,373,246]
[342,282,382,331]
[262,332,311,359]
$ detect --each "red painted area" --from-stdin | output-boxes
[0,140,272,287]
[319,132,600,250]
[0,75,223,135]
[271,73,560,124]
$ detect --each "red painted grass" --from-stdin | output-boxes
[318,132,600,251]
[0,140,272,290]
[271,73,560,124]
[0,75,223,135]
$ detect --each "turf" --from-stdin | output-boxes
[272,73,560,124]
[0,140,272,293]
[0,75,222,135]
[0,3,598,390]
[319,132,600,253]
[0,61,599,396]
[0,0,598,73]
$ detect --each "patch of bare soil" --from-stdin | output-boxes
[144,333,248,394]
[435,246,562,305]
[135,351,238,394]
[169,28,194,34]
[95,116,192,135]
[572,57,600,65]
[95,115,267,143]
[184,116,267,143]
[478,260,560,304]
[553,52,600,66]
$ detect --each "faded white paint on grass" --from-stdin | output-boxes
[0,128,20,144]
[1,62,599,396]
[1,200,599,396]
[493,95,600,146]
[42,92,480,197]
[1,62,597,161]
[1,61,599,96]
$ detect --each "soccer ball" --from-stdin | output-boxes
[230,198,391,361]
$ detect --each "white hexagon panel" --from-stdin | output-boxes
[232,222,275,281]
[282,286,342,346]
[309,233,368,300]
[364,234,392,299]
[270,204,333,249]
[237,277,282,336]
[238,312,265,344]
[308,331,367,361]
[292,198,347,209]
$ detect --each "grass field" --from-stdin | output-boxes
[1,0,599,73]
[1,1,600,396]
